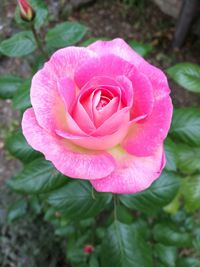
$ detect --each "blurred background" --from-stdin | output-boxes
[0,0,199,266]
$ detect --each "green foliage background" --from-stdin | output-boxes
[0,1,200,267]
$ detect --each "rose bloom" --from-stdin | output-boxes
[22,38,172,194]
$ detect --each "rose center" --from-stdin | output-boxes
[96,95,110,111]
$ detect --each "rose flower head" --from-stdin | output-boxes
[17,0,35,22]
[22,38,172,194]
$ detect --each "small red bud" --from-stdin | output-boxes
[83,244,94,254]
[17,0,36,22]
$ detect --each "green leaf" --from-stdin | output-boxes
[7,158,67,194]
[154,244,177,267]
[176,257,200,267]
[80,218,95,228]
[0,75,22,99]
[133,219,150,240]
[30,0,48,29]
[7,199,27,223]
[164,138,177,172]
[167,63,200,93]
[73,264,87,267]
[46,22,88,48]
[44,207,60,226]
[0,31,36,57]
[153,224,193,247]
[170,108,200,146]
[129,40,152,57]
[31,55,46,74]
[48,181,112,219]
[119,171,180,214]
[12,79,31,111]
[55,225,75,237]
[15,0,48,29]
[6,131,41,163]
[68,248,87,265]
[29,196,42,214]
[89,255,99,267]
[193,235,200,252]
[181,175,200,212]
[155,263,166,267]
[163,193,180,214]
[101,221,153,267]
[176,144,200,174]
[116,205,134,224]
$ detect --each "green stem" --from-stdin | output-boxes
[31,25,49,60]
[113,194,118,221]
[91,186,96,200]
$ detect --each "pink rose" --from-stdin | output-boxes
[22,38,172,194]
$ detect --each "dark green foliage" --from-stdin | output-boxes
[119,171,180,214]
[101,221,153,267]
[0,75,22,99]
[48,181,112,219]
[6,131,41,163]
[0,31,36,57]
[0,6,200,265]
[170,108,200,146]
[7,158,68,194]
[167,63,200,93]
[45,22,88,48]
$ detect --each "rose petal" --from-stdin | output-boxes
[79,76,123,122]
[47,46,96,79]
[56,121,129,150]
[71,96,96,134]
[88,38,143,67]
[31,70,67,132]
[128,72,154,121]
[75,55,153,121]
[31,47,96,132]
[75,54,136,89]
[22,108,116,179]
[93,107,130,136]
[115,75,134,108]
[57,81,89,136]
[91,145,165,194]
[77,82,121,128]
[57,77,76,111]
[122,96,173,156]
[88,38,170,100]
[93,94,119,127]
[76,75,133,129]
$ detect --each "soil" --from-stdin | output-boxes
[0,0,200,184]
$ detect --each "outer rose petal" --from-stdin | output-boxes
[91,145,165,194]
[122,96,173,156]
[22,108,116,179]
[88,38,170,100]
[75,54,136,89]
[46,46,96,79]
[88,38,143,67]
[31,47,96,132]
[31,70,67,132]
[57,77,76,111]
[128,71,154,121]
[75,55,153,120]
